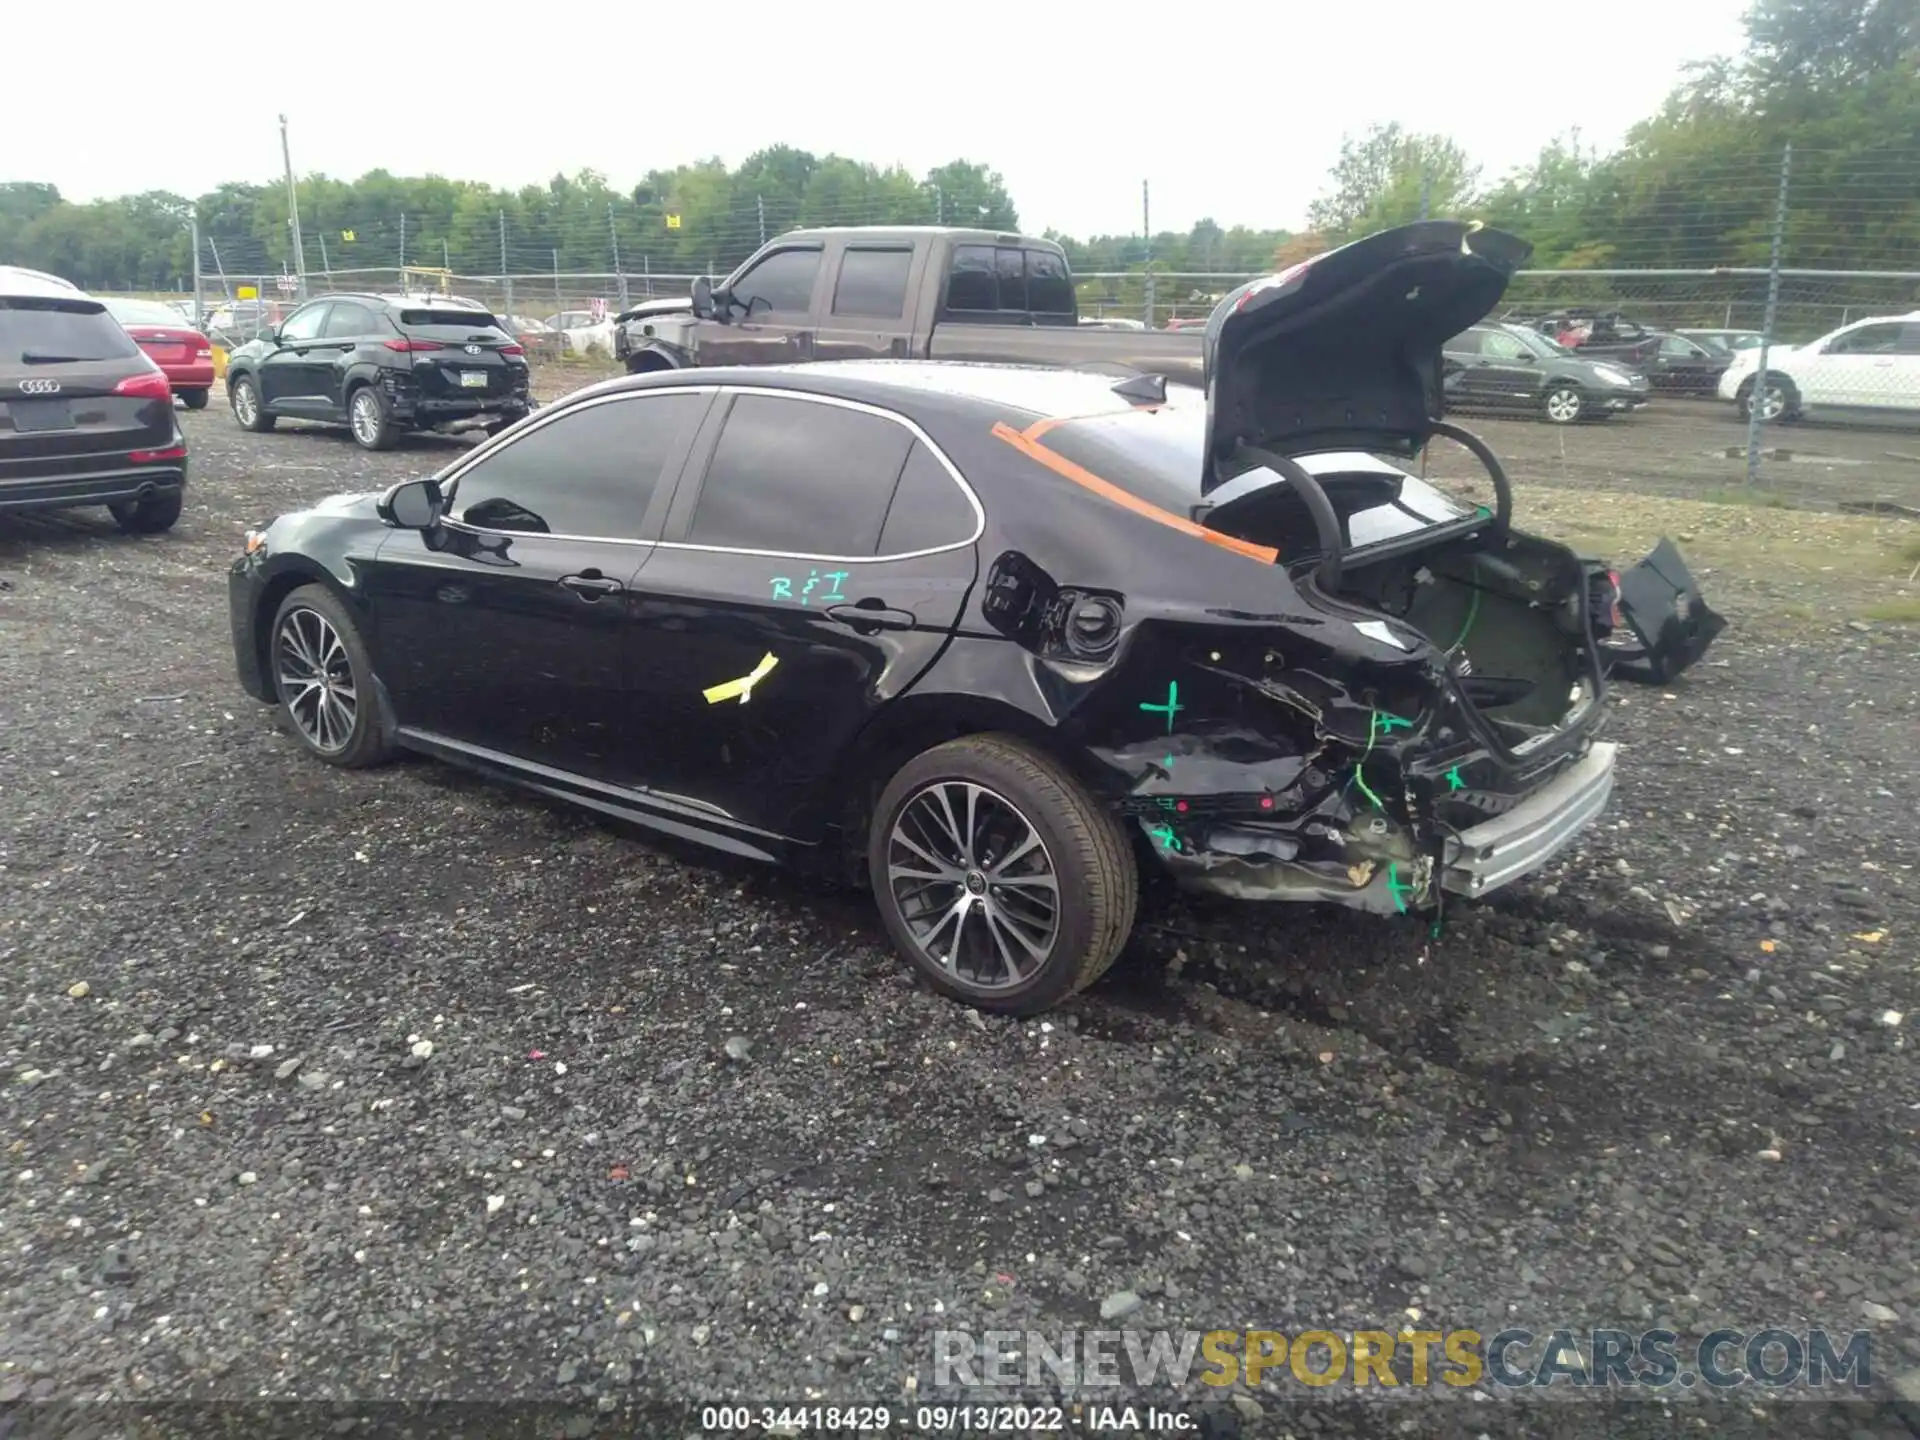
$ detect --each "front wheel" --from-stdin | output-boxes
[229,374,274,432]
[269,584,396,768]
[868,734,1137,1015]
[1542,384,1586,424]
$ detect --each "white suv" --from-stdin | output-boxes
[1719,311,1920,422]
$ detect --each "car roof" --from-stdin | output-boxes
[0,265,87,301]
[769,225,1060,251]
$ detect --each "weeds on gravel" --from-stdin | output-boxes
[1700,485,1794,509]
[1862,597,1920,623]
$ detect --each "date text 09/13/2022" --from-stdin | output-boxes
[698,1403,1195,1432]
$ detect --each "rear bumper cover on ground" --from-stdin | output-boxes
[1440,740,1618,898]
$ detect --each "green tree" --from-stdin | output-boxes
[1306,123,1480,240]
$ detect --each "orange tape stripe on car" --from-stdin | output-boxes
[989,421,1280,565]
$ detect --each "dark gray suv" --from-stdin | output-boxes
[0,268,187,533]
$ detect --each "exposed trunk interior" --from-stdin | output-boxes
[1206,478,1598,747]
[1328,533,1596,743]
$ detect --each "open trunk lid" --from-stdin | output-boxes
[1200,220,1533,495]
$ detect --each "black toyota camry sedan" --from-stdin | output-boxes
[228,221,1722,1015]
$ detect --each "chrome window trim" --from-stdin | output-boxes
[436,381,985,564]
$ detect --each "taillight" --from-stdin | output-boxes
[500,344,525,356]
[383,338,445,352]
[115,371,172,401]
[130,445,187,463]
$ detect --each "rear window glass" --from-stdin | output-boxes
[1,299,141,363]
[103,299,187,327]
[1027,250,1074,314]
[947,246,998,311]
[400,309,500,329]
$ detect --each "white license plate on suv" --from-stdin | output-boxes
[458,370,489,388]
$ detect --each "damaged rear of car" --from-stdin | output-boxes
[960,221,1723,928]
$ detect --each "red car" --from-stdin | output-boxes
[101,298,215,410]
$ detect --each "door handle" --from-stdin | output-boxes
[561,572,624,599]
[826,601,915,632]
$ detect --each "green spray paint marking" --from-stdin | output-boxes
[1386,863,1421,915]
[1445,765,1465,792]
[1475,504,1492,519]
[1350,764,1386,811]
[1140,682,1182,734]
[1147,823,1182,853]
[1374,713,1414,735]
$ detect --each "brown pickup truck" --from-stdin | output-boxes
[611,226,1204,383]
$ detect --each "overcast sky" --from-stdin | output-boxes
[4,1,1750,237]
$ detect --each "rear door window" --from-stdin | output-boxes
[946,246,998,312]
[1,299,141,363]
[831,248,913,319]
[876,443,977,555]
[687,394,914,555]
[1445,330,1483,357]
[322,302,380,339]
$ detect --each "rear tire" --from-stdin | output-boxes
[181,388,210,411]
[229,374,274,432]
[109,490,182,535]
[868,734,1137,1015]
[269,584,396,768]
[347,385,399,451]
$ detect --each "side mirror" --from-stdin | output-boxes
[691,276,715,320]
[265,327,282,346]
[378,477,444,530]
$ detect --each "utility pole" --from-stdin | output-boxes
[934,184,943,225]
[317,230,331,278]
[278,114,308,298]
[756,193,766,248]
[609,202,628,307]
[1142,179,1154,329]
[442,238,450,272]
[399,213,407,272]
[1744,143,1792,486]
[189,213,203,326]
[1419,164,1432,221]
[499,209,512,317]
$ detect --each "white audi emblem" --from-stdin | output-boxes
[463,344,482,355]
[18,378,61,394]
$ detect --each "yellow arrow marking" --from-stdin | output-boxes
[703,651,779,705]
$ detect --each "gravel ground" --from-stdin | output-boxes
[2,383,1918,1439]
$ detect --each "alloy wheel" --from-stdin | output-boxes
[1545,387,1583,423]
[885,780,1060,992]
[275,607,358,753]
[233,380,258,426]
[1758,384,1787,420]
[350,391,381,446]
